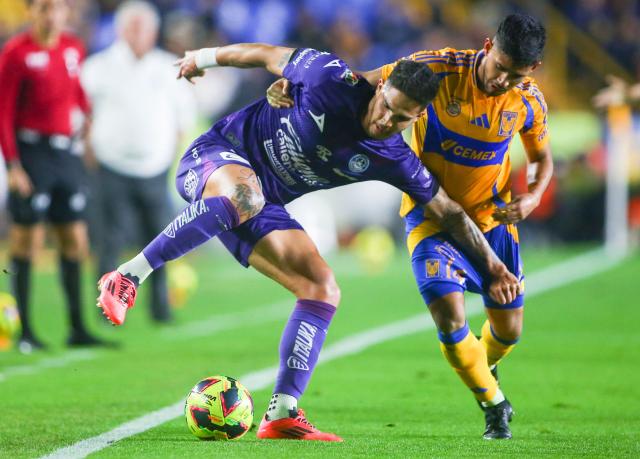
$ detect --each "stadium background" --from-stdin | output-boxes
[1,0,640,250]
[0,1,639,457]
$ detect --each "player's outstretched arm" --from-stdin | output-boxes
[175,44,295,83]
[424,188,520,305]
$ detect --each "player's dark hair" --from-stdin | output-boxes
[494,13,546,67]
[387,60,440,107]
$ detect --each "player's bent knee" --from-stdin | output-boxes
[304,269,341,306]
[491,323,522,343]
[427,292,466,334]
[235,188,265,223]
[203,165,265,224]
[322,276,341,307]
[434,317,467,335]
[9,226,39,259]
[210,182,265,224]
[488,307,523,342]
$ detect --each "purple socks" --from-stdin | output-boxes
[274,299,337,399]
[142,196,239,269]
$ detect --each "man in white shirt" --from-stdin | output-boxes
[82,0,196,322]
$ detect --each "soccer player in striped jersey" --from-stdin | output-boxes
[266,13,553,440]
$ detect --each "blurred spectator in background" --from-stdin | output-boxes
[0,0,29,42]
[0,0,107,352]
[162,10,241,121]
[593,73,640,244]
[593,75,640,108]
[1,0,637,256]
[82,0,196,323]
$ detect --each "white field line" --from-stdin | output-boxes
[0,301,292,383]
[41,248,621,459]
[160,300,292,341]
[0,350,96,383]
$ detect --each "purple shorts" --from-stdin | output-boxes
[176,134,253,204]
[176,134,303,267]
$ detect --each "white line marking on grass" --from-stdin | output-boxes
[0,301,276,381]
[161,300,292,341]
[0,302,290,382]
[0,350,96,383]
[41,248,622,459]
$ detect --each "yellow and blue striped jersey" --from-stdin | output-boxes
[381,48,549,253]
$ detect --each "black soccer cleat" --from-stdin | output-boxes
[483,399,514,440]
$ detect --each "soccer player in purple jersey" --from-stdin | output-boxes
[97,43,519,441]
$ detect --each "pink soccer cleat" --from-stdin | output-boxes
[257,409,343,442]
[97,271,137,325]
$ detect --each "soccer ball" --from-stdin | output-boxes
[184,375,254,440]
[0,292,21,351]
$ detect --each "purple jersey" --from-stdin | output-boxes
[202,48,438,205]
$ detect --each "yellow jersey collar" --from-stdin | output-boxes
[472,49,484,89]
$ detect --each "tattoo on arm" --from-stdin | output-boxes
[439,206,501,274]
[425,191,501,274]
[276,50,294,71]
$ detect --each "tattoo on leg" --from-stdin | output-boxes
[231,172,263,221]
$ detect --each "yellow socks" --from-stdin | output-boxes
[480,320,519,368]
[438,322,503,405]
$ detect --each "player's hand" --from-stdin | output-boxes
[174,50,205,84]
[487,265,520,305]
[593,75,628,108]
[7,162,33,197]
[266,78,293,108]
[492,193,539,225]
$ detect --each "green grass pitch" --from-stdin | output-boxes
[0,246,638,458]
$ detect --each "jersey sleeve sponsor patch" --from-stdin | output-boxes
[341,68,359,86]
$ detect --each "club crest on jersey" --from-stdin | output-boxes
[446,99,461,117]
[348,154,370,173]
[498,111,518,137]
[184,169,199,200]
[341,68,359,86]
